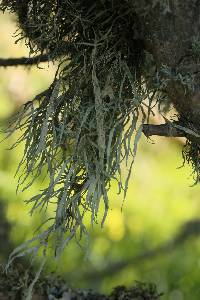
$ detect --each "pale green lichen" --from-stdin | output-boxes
[0,0,200,263]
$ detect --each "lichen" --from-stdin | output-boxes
[0,0,200,263]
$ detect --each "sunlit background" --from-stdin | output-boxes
[1,12,200,300]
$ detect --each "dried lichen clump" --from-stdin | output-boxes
[0,1,143,62]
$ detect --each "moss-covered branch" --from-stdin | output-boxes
[0,266,163,300]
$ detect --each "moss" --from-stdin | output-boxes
[0,265,163,300]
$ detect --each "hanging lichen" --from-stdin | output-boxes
[1,0,200,263]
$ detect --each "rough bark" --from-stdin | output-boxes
[142,0,200,127]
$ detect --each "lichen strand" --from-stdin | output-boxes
[1,0,200,258]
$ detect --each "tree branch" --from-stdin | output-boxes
[0,53,50,67]
[83,219,200,281]
[142,123,185,138]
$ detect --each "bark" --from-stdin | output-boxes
[142,123,185,138]
[141,0,200,128]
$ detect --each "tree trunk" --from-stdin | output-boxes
[141,0,200,127]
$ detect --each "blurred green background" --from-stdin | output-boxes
[1,12,200,300]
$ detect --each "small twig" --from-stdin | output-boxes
[142,123,185,138]
[0,53,50,67]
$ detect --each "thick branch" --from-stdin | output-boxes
[0,53,50,67]
[142,123,185,138]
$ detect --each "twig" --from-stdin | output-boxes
[142,123,185,138]
[0,53,50,67]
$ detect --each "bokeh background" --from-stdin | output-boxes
[1,12,200,300]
